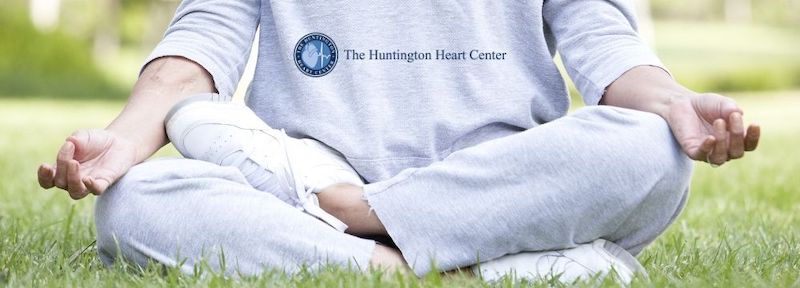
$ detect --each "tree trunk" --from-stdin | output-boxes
[142,0,180,51]
[724,0,753,24]
[93,0,121,63]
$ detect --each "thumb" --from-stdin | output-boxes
[82,169,117,195]
[83,176,111,195]
[66,129,105,161]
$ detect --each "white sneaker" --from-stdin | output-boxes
[165,95,363,231]
[473,239,647,284]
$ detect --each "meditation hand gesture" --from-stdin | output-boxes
[666,93,760,166]
[37,129,138,199]
[604,66,761,166]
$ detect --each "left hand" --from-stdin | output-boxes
[666,93,760,166]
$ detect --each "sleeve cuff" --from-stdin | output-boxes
[140,40,236,97]
[573,45,670,106]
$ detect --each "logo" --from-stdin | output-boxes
[294,32,338,77]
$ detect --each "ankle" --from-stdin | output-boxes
[317,183,362,218]
[317,183,388,235]
[370,244,409,272]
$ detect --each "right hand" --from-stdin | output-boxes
[38,129,139,199]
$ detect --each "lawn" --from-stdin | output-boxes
[0,91,798,287]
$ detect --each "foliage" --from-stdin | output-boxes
[2,0,800,100]
[0,5,124,99]
[654,21,800,93]
[650,0,800,27]
[1,93,799,287]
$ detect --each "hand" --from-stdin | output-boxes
[666,93,760,166]
[38,129,139,199]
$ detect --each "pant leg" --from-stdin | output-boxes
[95,158,375,275]
[364,106,693,275]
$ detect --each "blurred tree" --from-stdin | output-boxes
[651,0,799,27]
[0,3,124,99]
[724,0,752,23]
[93,0,121,63]
[130,0,179,52]
[793,0,800,24]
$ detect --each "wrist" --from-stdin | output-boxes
[104,125,152,162]
[656,89,693,121]
[602,65,695,119]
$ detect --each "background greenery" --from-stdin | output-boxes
[0,4,123,99]
[2,0,799,99]
[1,0,798,287]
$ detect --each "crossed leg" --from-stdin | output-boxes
[96,103,691,278]
[95,158,408,274]
[318,105,692,275]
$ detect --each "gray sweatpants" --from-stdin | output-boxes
[95,106,692,276]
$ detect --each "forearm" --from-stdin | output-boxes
[106,56,215,163]
[600,65,693,119]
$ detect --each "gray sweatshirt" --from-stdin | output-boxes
[146,0,664,183]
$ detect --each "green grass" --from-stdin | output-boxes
[1,92,799,287]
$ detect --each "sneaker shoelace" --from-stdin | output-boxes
[276,129,349,232]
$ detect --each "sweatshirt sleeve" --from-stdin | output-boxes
[142,0,260,97]
[543,0,667,105]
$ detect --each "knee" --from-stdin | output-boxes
[95,158,243,266]
[580,106,693,191]
[96,158,214,218]
[576,107,694,249]
[94,161,159,266]
[95,160,190,263]
[627,108,693,192]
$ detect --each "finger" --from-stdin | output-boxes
[744,124,761,151]
[55,141,75,189]
[66,159,88,199]
[38,164,56,189]
[84,161,123,195]
[66,130,90,160]
[692,135,716,162]
[710,119,729,165]
[83,176,111,196]
[728,112,745,159]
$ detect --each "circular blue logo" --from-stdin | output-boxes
[294,32,337,77]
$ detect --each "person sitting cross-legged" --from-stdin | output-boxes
[37,0,760,284]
